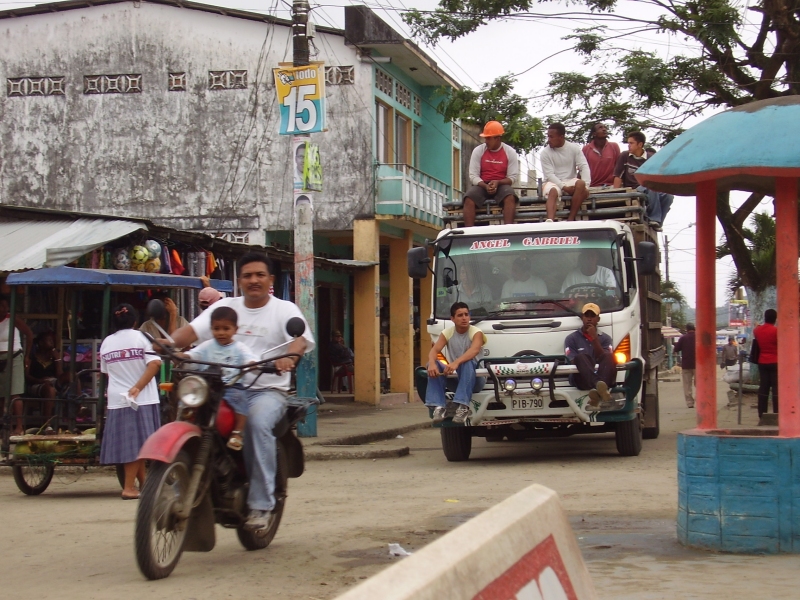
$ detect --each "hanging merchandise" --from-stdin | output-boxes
[112,248,131,270]
[161,247,173,273]
[171,249,185,275]
[145,258,161,273]
[130,245,149,271]
[145,240,162,259]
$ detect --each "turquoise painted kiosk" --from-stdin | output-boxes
[636,97,800,553]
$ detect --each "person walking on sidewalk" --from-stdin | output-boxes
[673,323,696,408]
[753,309,778,417]
[425,302,487,425]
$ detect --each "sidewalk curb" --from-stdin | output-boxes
[306,446,410,461]
[309,421,431,447]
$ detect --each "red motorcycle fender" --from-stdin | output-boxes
[138,421,202,463]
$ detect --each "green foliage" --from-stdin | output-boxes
[435,75,545,153]
[717,211,776,293]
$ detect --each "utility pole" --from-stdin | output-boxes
[664,235,671,327]
[292,0,317,436]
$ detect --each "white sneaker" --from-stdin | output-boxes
[545,219,553,223]
[452,404,471,424]
[431,406,447,424]
[244,509,273,531]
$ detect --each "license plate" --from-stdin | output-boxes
[511,397,544,410]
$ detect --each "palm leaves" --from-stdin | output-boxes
[716,211,776,294]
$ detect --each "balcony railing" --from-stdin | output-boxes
[375,163,450,227]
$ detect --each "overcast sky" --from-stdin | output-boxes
[5,0,772,310]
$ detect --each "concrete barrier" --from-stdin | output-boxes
[335,484,596,600]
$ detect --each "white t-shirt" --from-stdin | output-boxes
[500,276,549,299]
[0,317,22,352]
[186,339,259,383]
[561,266,617,293]
[100,329,161,409]
[190,296,316,391]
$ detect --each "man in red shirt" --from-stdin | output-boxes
[753,309,778,417]
[463,121,519,226]
[582,123,620,187]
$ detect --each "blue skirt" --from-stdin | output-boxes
[100,403,161,465]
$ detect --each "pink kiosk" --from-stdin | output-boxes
[636,96,800,553]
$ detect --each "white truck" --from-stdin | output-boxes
[408,198,664,461]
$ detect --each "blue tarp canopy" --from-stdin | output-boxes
[6,266,233,292]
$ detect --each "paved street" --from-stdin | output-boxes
[1,376,798,599]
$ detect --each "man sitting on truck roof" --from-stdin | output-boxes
[613,131,673,230]
[541,123,592,221]
[501,256,548,299]
[462,121,519,227]
[564,303,616,406]
[582,123,620,187]
[425,302,487,425]
[560,248,617,294]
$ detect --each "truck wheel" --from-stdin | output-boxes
[441,427,471,461]
[643,393,660,439]
[615,418,642,456]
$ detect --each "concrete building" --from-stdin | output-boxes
[0,1,465,403]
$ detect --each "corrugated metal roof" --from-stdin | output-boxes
[0,218,146,272]
[662,326,683,338]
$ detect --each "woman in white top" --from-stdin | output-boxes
[99,304,162,500]
[0,294,33,435]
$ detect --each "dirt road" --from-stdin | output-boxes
[1,378,798,599]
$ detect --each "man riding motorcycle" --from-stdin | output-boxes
[168,252,315,530]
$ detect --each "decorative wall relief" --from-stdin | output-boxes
[208,70,247,90]
[325,65,355,85]
[84,74,142,94]
[7,76,66,97]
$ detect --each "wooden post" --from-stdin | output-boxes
[418,245,434,402]
[775,177,800,437]
[353,219,381,405]
[695,180,717,430]
[389,231,414,398]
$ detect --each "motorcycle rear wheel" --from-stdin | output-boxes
[135,452,191,580]
[236,441,288,551]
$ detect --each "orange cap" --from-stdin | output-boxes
[479,121,505,137]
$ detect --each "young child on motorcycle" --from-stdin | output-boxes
[179,306,257,451]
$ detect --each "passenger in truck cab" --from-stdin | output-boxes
[560,248,617,295]
[564,303,616,407]
[500,256,548,299]
[448,264,494,309]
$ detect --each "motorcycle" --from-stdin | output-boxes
[134,317,315,580]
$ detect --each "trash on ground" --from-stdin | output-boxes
[396,435,404,439]
[388,543,412,557]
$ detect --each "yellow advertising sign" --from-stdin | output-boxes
[274,63,326,135]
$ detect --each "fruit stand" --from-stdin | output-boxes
[2,266,232,495]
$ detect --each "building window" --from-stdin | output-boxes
[169,72,186,91]
[376,101,392,163]
[208,70,248,90]
[376,69,393,96]
[413,94,421,117]
[452,122,461,144]
[325,65,355,85]
[395,82,411,110]
[83,74,142,94]
[7,76,65,97]
[395,113,411,165]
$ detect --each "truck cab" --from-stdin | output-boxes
[409,214,663,461]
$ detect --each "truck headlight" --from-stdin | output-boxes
[531,378,543,391]
[177,376,209,408]
[503,379,517,392]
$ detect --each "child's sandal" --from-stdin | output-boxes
[227,430,244,451]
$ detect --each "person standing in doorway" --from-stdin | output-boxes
[673,323,696,408]
[753,309,778,417]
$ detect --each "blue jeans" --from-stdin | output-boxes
[425,361,485,407]
[638,186,673,224]
[241,389,286,512]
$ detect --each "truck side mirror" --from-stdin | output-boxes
[407,247,430,279]
[637,241,657,274]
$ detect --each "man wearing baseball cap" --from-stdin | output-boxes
[564,303,616,406]
[198,285,224,311]
[463,121,520,226]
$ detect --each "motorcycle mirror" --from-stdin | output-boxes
[286,316,306,338]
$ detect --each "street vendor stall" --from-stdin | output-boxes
[2,266,232,495]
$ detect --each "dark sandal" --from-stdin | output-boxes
[227,431,244,451]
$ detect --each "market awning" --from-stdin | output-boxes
[0,218,146,272]
[662,326,682,339]
[6,266,233,292]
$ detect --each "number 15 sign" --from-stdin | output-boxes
[273,64,326,135]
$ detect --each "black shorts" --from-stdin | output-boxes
[464,184,518,209]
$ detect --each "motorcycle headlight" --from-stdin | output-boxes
[531,378,544,391]
[503,379,517,392]
[177,376,209,408]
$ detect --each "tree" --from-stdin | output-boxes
[661,279,687,330]
[404,0,799,285]
[436,75,544,153]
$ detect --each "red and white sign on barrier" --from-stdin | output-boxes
[335,484,596,600]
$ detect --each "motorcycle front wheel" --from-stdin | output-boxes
[135,451,191,580]
[236,441,288,551]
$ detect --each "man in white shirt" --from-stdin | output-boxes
[561,249,617,293]
[540,123,591,221]
[501,256,548,299]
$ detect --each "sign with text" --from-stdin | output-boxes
[293,138,323,192]
[274,64,326,135]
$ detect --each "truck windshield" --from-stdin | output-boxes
[433,229,624,320]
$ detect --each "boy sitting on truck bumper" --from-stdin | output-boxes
[565,303,616,406]
[425,302,487,425]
